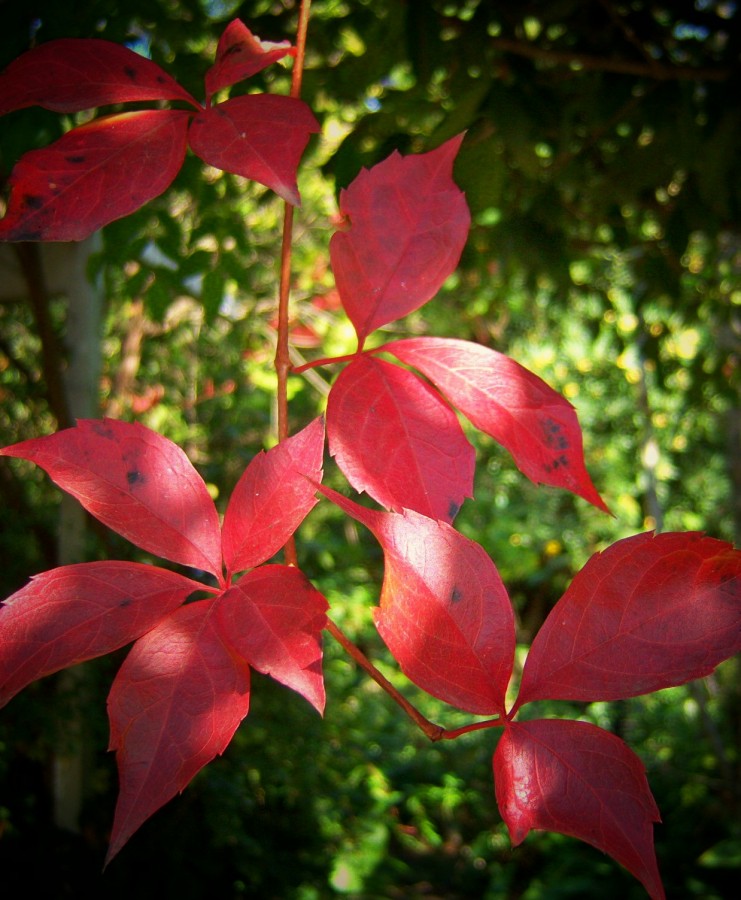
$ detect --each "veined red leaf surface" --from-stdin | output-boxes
[216,565,328,714]
[494,719,664,900]
[0,110,191,241]
[106,600,251,864]
[204,19,295,100]
[0,562,201,708]
[318,486,514,714]
[329,135,470,347]
[188,95,319,206]
[0,419,222,578]
[326,355,474,522]
[513,532,741,710]
[0,38,198,115]
[384,337,609,512]
[221,417,325,575]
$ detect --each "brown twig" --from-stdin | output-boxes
[490,36,730,82]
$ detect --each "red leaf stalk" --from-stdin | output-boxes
[275,0,312,566]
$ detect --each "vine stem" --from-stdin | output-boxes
[276,0,312,567]
[275,3,502,745]
[325,618,503,742]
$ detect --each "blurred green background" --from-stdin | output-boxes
[0,1,739,897]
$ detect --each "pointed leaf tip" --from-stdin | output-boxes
[205,19,296,100]
[222,417,325,575]
[189,95,319,206]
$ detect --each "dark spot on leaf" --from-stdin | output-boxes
[127,469,145,487]
[156,75,167,84]
[224,44,244,58]
[24,195,44,210]
[545,454,569,473]
[450,586,463,603]
[124,65,137,81]
[91,422,116,439]
[65,155,86,164]
[448,499,460,520]
[119,598,132,608]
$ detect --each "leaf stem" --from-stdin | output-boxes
[292,351,362,373]
[325,618,502,741]
[275,0,312,567]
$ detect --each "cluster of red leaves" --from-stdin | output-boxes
[0,21,740,900]
[0,19,319,240]
[0,417,327,863]
[324,135,609,521]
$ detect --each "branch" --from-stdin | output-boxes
[490,36,731,82]
[14,243,72,428]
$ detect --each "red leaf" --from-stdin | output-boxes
[494,719,664,900]
[221,417,325,575]
[0,562,200,708]
[106,600,251,864]
[326,355,474,522]
[514,532,741,710]
[0,38,198,115]
[329,135,470,347]
[188,95,319,206]
[385,337,609,512]
[205,19,295,100]
[1,419,222,578]
[216,565,328,714]
[318,486,514,714]
[0,110,190,241]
